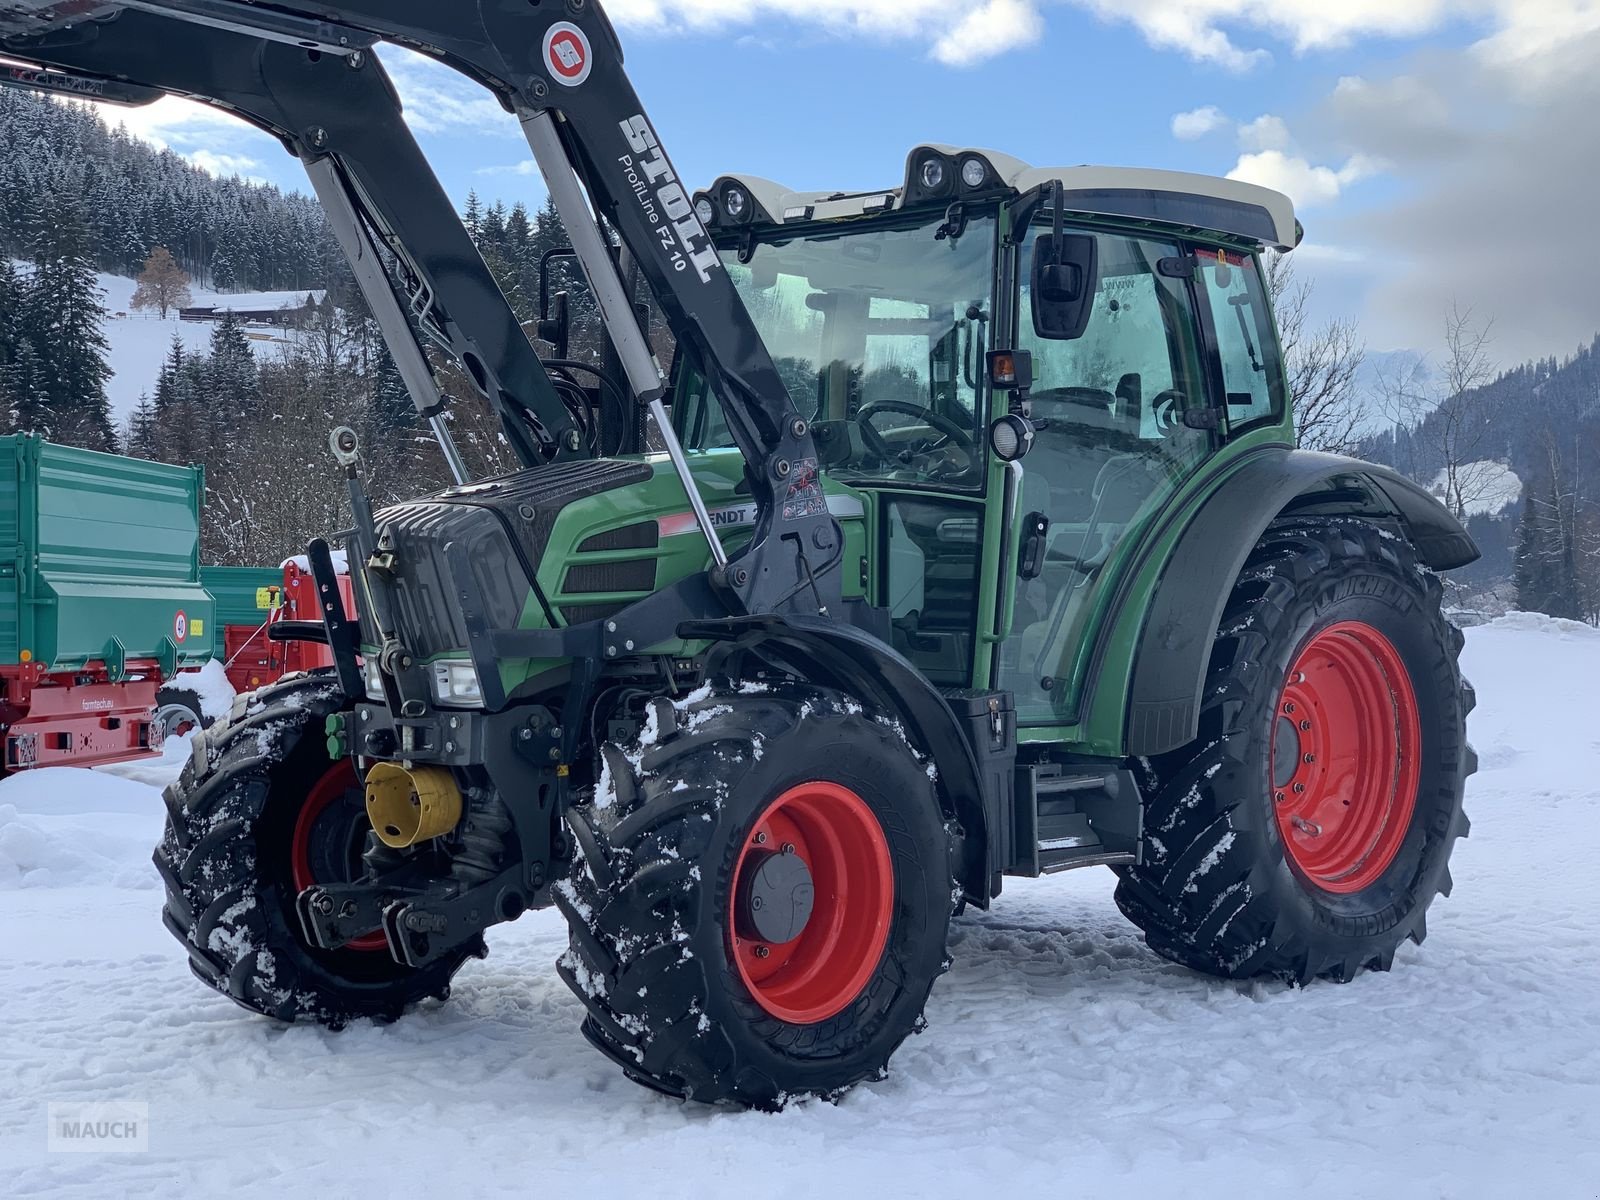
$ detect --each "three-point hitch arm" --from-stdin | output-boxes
[0,0,844,619]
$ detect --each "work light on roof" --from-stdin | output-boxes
[960,157,988,189]
[722,184,750,222]
[918,156,947,193]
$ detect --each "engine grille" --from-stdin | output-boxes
[372,459,654,660]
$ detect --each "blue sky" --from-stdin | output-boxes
[101,0,1600,367]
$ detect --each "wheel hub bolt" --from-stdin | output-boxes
[1293,783,1307,794]
[1274,791,1286,804]
[1300,719,1312,731]
[1284,702,1297,715]
[781,842,795,854]
[1303,753,1316,764]
[754,945,770,959]
[755,831,768,845]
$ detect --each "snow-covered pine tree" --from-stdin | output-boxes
[22,199,115,451]
[0,338,49,436]
[1513,489,1552,613]
[125,393,162,460]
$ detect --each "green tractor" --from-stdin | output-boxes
[2,0,1474,1108]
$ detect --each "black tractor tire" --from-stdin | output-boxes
[1114,517,1475,984]
[153,684,209,740]
[556,685,956,1109]
[153,675,475,1026]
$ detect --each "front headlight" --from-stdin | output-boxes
[430,660,483,708]
[362,656,385,701]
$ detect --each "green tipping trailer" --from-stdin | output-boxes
[0,435,213,771]
[199,565,283,658]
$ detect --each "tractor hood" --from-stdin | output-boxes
[372,459,654,666]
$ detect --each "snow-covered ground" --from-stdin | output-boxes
[10,261,317,424]
[1428,459,1523,517]
[96,272,319,423]
[2,616,1597,1196]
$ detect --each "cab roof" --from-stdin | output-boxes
[698,144,1301,253]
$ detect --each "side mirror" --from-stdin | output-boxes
[1031,232,1098,341]
[537,246,577,360]
[537,291,570,360]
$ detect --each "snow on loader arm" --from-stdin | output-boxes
[2,0,1476,1109]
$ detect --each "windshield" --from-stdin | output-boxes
[679,214,997,488]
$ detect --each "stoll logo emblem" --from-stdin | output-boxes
[543,21,593,87]
[47,1101,150,1154]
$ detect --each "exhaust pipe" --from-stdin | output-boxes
[365,762,463,849]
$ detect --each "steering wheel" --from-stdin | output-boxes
[855,400,977,472]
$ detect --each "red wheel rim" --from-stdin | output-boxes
[290,762,387,952]
[729,782,894,1025]
[1272,621,1421,894]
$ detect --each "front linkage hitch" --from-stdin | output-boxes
[284,428,568,967]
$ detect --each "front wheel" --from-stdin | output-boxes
[556,685,956,1108]
[1115,518,1475,983]
[153,676,475,1025]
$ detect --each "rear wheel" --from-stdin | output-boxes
[556,685,955,1108]
[1115,518,1475,983]
[153,676,474,1025]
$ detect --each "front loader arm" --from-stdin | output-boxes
[2,0,843,618]
[0,5,585,471]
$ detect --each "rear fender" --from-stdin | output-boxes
[692,614,992,903]
[1123,449,1479,756]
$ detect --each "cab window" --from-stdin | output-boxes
[1195,249,1285,429]
[674,214,996,491]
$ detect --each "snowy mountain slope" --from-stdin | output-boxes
[1,617,1597,1197]
[11,261,319,424]
[97,271,321,423]
[1427,459,1523,517]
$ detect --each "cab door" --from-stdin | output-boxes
[996,226,1213,726]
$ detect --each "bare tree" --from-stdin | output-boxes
[1265,252,1368,454]
[129,246,193,320]
[1375,302,1501,519]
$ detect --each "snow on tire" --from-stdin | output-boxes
[554,684,957,1109]
[1114,517,1476,984]
[153,674,474,1026]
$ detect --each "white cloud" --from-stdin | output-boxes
[380,48,517,137]
[92,95,280,180]
[1118,0,1465,68]
[1237,114,1292,153]
[1171,105,1227,140]
[188,150,265,183]
[1474,0,1600,67]
[1227,149,1378,209]
[601,0,1600,74]
[1323,22,1600,364]
[1058,1,1600,74]
[607,0,1044,67]
[475,161,540,178]
[1291,241,1369,265]
[932,0,1044,67]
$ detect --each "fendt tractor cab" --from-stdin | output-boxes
[0,1,1477,1108]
